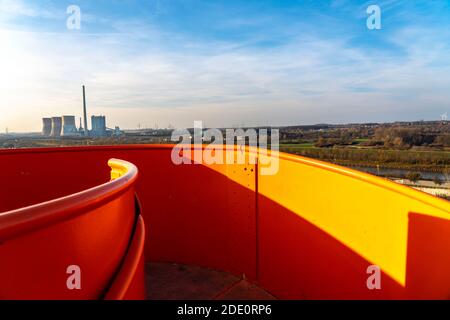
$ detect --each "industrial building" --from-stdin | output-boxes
[50,117,62,137]
[41,86,120,138]
[42,116,80,137]
[42,118,52,136]
[91,115,107,136]
[42,114,111,138]
[62,116,78,136]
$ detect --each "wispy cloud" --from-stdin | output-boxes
[0,0,61,19]
[1,0,450,131]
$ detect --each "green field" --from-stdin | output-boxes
[280,144,450,173]
[279,142,314,148]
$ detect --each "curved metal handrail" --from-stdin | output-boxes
[0,158,138,242]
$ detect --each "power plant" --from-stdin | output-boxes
[91,115,107,136]
[62,116,78,136]
[50,117,62,137]
[83,85,88,136]
[42,118,52,136]
[41,85,121,138]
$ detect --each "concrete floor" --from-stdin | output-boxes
[145,262,276,300]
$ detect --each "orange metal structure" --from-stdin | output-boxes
[0,145,449,299]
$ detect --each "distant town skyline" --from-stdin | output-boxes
[1,0,450,132]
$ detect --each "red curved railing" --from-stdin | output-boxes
[104,215,146,300]
[0,158,144,300]
[0,159,138,241]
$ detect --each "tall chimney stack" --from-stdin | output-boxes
[82,85,88,136]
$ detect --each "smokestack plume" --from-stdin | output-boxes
[82,85,88,136]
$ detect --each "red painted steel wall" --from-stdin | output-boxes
[1,146,449,299]
[0,146,258,280]
[256,152,450,299]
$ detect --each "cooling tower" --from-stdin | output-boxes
[50,117,62,137]
[42,118,52,136]
[62,115,78,136]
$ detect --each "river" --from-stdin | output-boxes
[348,166,447,181]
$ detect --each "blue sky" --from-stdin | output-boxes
[1,0,450,131]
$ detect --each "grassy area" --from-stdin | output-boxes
[279,142,314,148]
[353,138,370,143]
[3,137,450,173]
